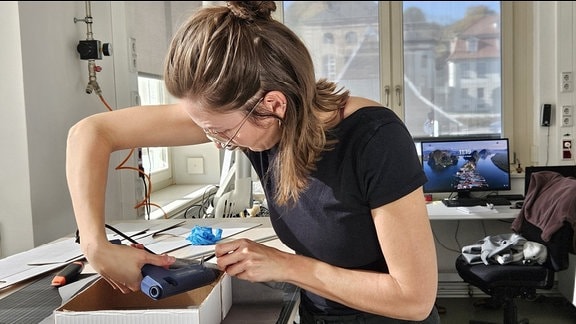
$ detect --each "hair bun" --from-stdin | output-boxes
[227,1,276,21]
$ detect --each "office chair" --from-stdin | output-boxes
[455,170,576,324]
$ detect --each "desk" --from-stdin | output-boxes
[426,201,519,220]
[426,200,521,296]
[0,217,298,324]
[0,207,523,321]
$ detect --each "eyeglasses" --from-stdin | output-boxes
[203,97,263,150]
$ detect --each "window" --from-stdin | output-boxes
[323,54,337,81]
[345,31,358,45]
[323,33,335,44]
[137,74,172,190]
[283,1,504,140]
[284,1,381,102]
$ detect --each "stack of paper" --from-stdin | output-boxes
[456,206,499,214]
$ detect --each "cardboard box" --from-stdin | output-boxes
[54,272,231,324]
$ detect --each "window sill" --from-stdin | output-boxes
[145,184,217,220]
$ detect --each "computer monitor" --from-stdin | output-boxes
[420,138,511,198]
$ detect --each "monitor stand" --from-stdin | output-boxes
[442,190,483,207]
[457,191,472,199]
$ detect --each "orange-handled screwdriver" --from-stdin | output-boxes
[51,261,84,287]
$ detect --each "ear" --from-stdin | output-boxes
[262,91,287,119]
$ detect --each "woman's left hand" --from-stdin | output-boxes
[214,238,289,282]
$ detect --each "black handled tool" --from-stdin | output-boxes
[51,261,84,287]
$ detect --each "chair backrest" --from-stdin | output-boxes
[524,165,576,195]
[518,167,576,271]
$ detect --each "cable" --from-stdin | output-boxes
[432,226,461,254]
[103,224,155,254]
[95,93,167,219]
[141,176,150,220]
[183,204,204,219]
[454,220,463,250]
[545,125,550,166]
[181,185,218,218]
[200,185,217,218]
[75,3,164,218]
[75,223,154,255]
[257,206,270,217]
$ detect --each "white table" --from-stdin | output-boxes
[426,200,519,220]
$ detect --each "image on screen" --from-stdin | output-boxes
[420,138,511,197]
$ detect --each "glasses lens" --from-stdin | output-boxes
[203,95,262,150]
[205,132,237,150]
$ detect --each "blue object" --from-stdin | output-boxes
[186,226,222,245]
[141,263,219,300]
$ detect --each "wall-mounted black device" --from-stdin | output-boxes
[541,104,552,126]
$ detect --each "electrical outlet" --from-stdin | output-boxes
[562,106,573,126]
[128,37,137,72]
[561,72,574,92]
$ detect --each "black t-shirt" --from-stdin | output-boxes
[246,106,427,315]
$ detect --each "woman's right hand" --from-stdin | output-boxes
[82,240,175,293]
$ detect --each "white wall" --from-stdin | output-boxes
[533,1,576,165]
[0,1,35,256]
[128,1,222,186]
[0,1,222,257]
[0,1,138,257]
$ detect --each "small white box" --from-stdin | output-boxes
[54,272,231,324]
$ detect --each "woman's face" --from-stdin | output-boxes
[182,97,281,152]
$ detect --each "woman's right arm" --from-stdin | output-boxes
[66,103,209,292]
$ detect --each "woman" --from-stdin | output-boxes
[66,1,439,323]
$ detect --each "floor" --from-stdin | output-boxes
[436,296,576,324]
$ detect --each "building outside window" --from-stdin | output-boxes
[283,1,502,139]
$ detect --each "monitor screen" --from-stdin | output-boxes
[420,138,511,197]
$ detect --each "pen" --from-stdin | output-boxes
[51,260,84,287]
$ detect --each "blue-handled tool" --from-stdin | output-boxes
[101,223,222,300]
[141,259,220,300]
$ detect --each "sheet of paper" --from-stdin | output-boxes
[0,220,268,290]
[106,219,186,242]
[0,238,84,289]
[145,222,263,255]
[457,206,498,214]
[26,238,83,266]
[0,221,184,290]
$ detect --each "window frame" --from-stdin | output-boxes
[281,1,524,163]
[137,73,173,191]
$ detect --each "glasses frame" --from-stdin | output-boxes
[203,97,264,150]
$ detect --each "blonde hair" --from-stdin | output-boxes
[164,1,349,206]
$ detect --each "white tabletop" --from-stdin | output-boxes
[426,201,519,220]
